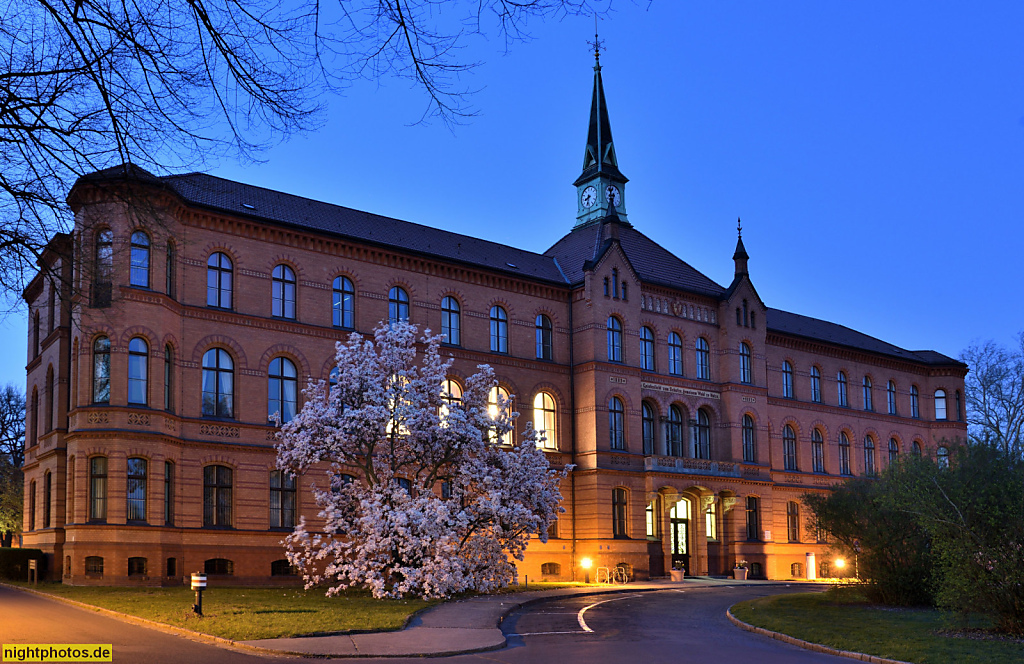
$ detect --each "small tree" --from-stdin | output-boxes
[276,321,568,599]
[895,443,1024,634]
[0,384,25,547]
[804,466,934,606]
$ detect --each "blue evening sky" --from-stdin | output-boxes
[3,1,1023,386]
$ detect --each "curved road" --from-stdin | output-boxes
[0,584,849,663]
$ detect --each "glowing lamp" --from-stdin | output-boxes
[581,557,593,569]
[835,558,846,569]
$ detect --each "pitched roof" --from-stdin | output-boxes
[79,169,569,284]
[766,308,964,367]
[544,221,726,297]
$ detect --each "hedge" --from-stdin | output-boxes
[0,548,45,580]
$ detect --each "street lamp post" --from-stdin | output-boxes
[581,557,593,584]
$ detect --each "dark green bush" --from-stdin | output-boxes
[0,548,44,580]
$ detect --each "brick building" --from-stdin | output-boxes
[21,57,967,585]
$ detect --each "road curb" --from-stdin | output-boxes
[726,606,913,664]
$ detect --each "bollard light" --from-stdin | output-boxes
[191,572,207,616]
[581,557,593,584]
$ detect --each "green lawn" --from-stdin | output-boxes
[731,588,1024,664]
[11,583,437,641]
[9,580,585,641]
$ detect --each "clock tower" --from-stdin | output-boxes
[574,38,628,228]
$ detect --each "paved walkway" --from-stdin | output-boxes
[242,577,817,657]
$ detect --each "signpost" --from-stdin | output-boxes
[191,572,207,616]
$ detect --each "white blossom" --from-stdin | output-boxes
[276,321,569,599]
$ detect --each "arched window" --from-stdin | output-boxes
[94,229,113,307]
[164,461,175,525]
[43,471,51,529]
[270,470,296,529]
[912,440,922,457]
[787,501,800,542]
[128,557,147,577]
[937,446,950,469]
[165,240,176,298]
[206,252,233,309]
[641,402,656,455]
[646,495,662,539]
[864,436,876,476]
[389,286,410,322]
[47,285,56,334]
[639,327,655,371]
[695,338,710,380]
[782,361,794,398]
[439,378,463,423]
[909,385,920,418]
[205,558,233,575]
[667,405,684,457]
[811,429,825,472]
[126,457,147,522]
[668,332,683,376]
[32,311,40,358]
[92,336,111,403]
[268,357,298,424]
[863,376,873,411]
[332,276,355,329]
[783,424,798,470]
[203,465,232,527]
[934,389,947,420]
[742,414,756,462]
[887,381,897,415]
[89,456,107,521]
[28,480,36,530]
[837,371,848,407]
[608,396,625,450]
[612,488,628,538]
[127,338,148,405]
[888,438,899,463]
[739,343,752,384]
[839,432,852,475]
[810,366,822,402]
[488,385,512,445]
[440,296,460,345]
[163,345,173,411]
[745,496,760,541]
[536,314,553,360]
[44,366,54,433]
[201,348,234,418]
[272,264,296,319]
[85,556,104,576]
[29,389,38,447]
[490,305,508,353]
[955,390,963,421]
[130,230,150,287]
[606,316,623,362]
[533,392,557,450]
[692,409,711,460]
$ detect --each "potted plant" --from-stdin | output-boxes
[733,560,748,580]
[670,562,686,582]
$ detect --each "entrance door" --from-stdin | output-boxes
[670,498,691,573]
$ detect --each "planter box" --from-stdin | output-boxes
[670,569,686,582]
[733,568,748,580]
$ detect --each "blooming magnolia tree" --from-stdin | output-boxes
[275,321,568,599]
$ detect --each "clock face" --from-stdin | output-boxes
[606,185,621,207]
[581,186,598,208]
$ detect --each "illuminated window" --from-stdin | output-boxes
[934,389,947,420]
[93,337,111,403]
[533,392,557,450]
[488,385,512,445]
[128,337,148,405]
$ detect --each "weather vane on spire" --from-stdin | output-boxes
[737,217,743,238]
[587,15,605,67]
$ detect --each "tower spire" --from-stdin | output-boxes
[574,27,628,228]
[733,217,749,277]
